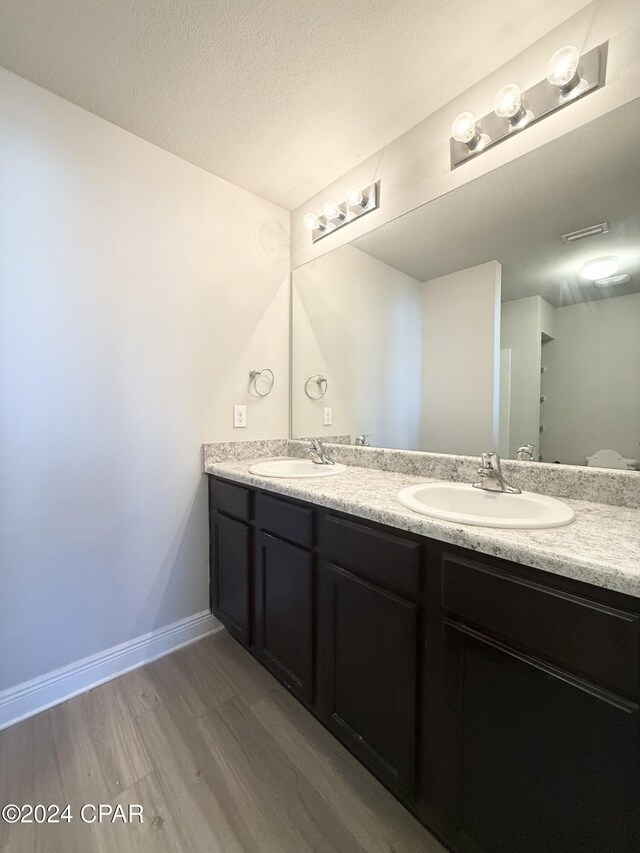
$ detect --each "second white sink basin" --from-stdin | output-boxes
[249,458,347,478]
[398,482,575,529]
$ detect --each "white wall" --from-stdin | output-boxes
[0,68,290,692]
[421,262,501,455]
[541,293,640,465]
[291,0,640,269]
[292,244,422,449]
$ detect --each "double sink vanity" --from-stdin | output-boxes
[204,438,640,853]
[250,446,576,530]
[203,92,640,853]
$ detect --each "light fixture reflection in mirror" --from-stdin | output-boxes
[302,181,380,243]
[594,274,631,288]
[581,258,620,280]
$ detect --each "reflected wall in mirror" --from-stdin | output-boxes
[292,98,640,469]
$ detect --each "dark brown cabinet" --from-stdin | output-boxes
[210,511,251,645]
[208,475,640,853]
[436,620,638,853]
[254,531,314,702]
[320,562,418,799]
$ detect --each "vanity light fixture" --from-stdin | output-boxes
[581,257,620,281]
[450,42,605,168]
[303,181,380,243]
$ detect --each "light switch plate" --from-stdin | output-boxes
[233,404,247,428]
[323,407,333,426]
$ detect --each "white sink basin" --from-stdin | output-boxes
[398,482,575,529]
[249,458,347,478]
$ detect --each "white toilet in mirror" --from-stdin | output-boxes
[586,449,639,470]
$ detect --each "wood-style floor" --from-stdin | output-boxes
[0,631,445,852]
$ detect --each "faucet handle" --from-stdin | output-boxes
[480,450,500,470]
[516,443,536,461]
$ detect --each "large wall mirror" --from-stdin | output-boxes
[292,98,640,470]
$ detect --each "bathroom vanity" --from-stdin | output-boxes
[206,464,640,853]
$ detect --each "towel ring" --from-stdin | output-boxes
[304,374,328,400]
[249,368,275,397]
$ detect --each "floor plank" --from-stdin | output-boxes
[251,684,446,852]
[48,679,152,805]
[1,631,444,853]
[200,695,368,852]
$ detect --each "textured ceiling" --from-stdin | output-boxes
[0,0,591,209]
[353,99,640,306]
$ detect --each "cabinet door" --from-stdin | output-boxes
[320,562,418,799]
[210,512,250,646]
[437,621,639,853]
[254,532,314,703]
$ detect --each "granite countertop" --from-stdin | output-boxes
[205,457,640,599]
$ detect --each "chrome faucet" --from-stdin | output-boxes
[516,444,536,461]
[355,434,371,447]
[307,438,334,466]
[473,451,521,494]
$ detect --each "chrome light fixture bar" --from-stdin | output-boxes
[450,43,605,169]
[303,181,380,243]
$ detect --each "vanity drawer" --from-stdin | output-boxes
[441,553,640,698]
[209,477,252,522]
[323,515,420,599]
[256,492,314,549]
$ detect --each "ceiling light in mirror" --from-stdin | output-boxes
[594,273,631,288]
[581,258,620,281]
[546,45,581,94]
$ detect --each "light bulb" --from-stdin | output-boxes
[547,45,580,92]
[451,112,478,145]
[345,185,364,207]
[303,212,320,232]
[322,200,342,221]
[494,84,524,120]
[581,258,620,281]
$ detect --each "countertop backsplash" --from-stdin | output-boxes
[202,439,640,510]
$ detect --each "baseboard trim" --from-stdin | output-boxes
[0,610,223,731]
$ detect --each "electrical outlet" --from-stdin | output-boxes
[323,407,333,426]
[233,404,247,428]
